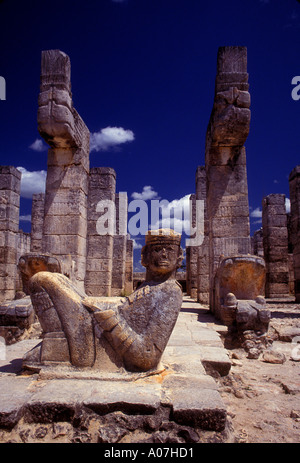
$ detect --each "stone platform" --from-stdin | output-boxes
[0,296,232,443]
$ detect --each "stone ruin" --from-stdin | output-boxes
[0,51,134,344]
[0,46,298,347]
[186,46,299,340]
[0,46,299,441]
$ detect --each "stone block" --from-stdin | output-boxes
[266,272,289,284]
[0,166,21,193]
[46,164,89,194]
[85,258,112,273]
[163,375,227,431]
[262,214,288,228]
[264,246,289,262]
[0,263,17,277]
[42,234,87,257]
[41,332,70,363]
[43,214,87,238]
[89,167,116,191]
[44,189,87,218]
[86,235,114,258]
[265,282,290,296]
[0,247,17,265]
[263,194,286,206]
[85,284,111,297]
[266,261,289,274]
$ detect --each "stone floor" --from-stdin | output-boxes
[0,296,233,442]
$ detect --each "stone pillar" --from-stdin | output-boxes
[125,236,134,295]
[30,193,45,252]
[38,50,90,290]
[262,194,289,298]
[111,193,128,296]
[0,166,21,302]
[253,228,264,257]
[289,166,300,301]
[85,167,116,297]
[186,194,198,299]
[196,166,209,304]
[16,231,31,293]
[185,246,191,295]
[205,47,251,311]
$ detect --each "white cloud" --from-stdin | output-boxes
[131,186,159,201]
[29,139,47,152]
[90,127,135,152]
[19,214,31,222]
[132,239,143,250]
[17,167,46,199]
[250,207,262,219]
[285,197,291,214]
[151,194,192,234]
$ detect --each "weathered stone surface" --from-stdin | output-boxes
[262,349,286,364]
[289,166,300,302]
[124,237,134,295]
[215,255,266,304]
[30,194,45,253]
[213,255,271,355]
[0,298,230,439]
[262,194,290,298]
[38,50,89,290]
[0,166,21,302]
[0,297,35,344]
[23,229,184,374]
[85,167,116,297]
[204,48,252,311]
[18,254,61,295]
[0,376,33,429]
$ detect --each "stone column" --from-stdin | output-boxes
[205,47,251,312]
[125,236,134,295]
[289,166,300,301]
[196,166,209,304]
[0,166,21,302]
[38,50,90,290]
[85,167,116,297]
[111,193,128,296]
[30,193,45,253]
[186,194,198,299]
[262,194,289,298]
[253,228,264,257]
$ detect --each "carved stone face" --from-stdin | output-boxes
[148,244,179,274]
[142,242,182,280]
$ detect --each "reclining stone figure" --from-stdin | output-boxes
[23,229,183,373]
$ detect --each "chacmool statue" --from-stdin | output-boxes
[23,229,183,373]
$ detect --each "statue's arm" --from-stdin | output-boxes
[86,286,182,372]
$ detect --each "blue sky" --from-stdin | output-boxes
[0,0,299,268]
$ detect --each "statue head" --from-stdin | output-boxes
[18,254,61,294]
[141,229,183,281]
